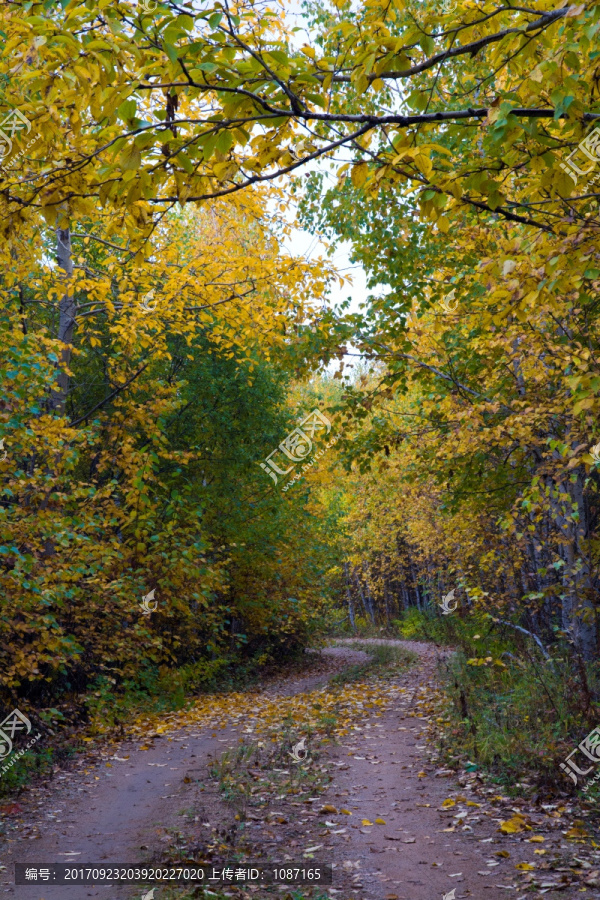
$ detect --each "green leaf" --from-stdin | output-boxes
[216,130,234,154]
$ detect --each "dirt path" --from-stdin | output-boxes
[0,648,367,900]
[1,640,598,900]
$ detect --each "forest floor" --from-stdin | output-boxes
[1,640,599,900]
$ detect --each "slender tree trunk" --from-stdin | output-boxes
[383,572,391,625]
[363,563,376,624]
[49,227,76,415]
[548,468,596,660]
[354,567,374,624]
[410,562,422,610]
[344,562,356,631]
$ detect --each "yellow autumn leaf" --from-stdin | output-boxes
[362,818,374,826]
[515,862,535,870]
[351,162,369,189]
[375,817,386,824]
[441,798,456,808]
[500,815,529,834]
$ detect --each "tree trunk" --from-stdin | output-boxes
[363,564,376,623]
[49,227,76,415]
[344,562,356,631]
[548,467,597,660]
[354,567,374,624]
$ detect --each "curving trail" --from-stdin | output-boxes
[0,640,588,900]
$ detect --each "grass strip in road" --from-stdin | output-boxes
[152,646,418,900]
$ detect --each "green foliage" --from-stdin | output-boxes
[0,203,343,725]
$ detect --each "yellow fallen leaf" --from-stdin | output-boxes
[529,836,544,843]
[515,862,535,870]
[534,849,546,855]
[441,798,456,808]
[495,851,510,858]
[500,815,529,834]
[375,818,386,824]
[341,808,352,815]
[466,801,481,807]
[362,819,374,826]
[566,824,588,839]
[417,771,426,778]
[321,805,338,814]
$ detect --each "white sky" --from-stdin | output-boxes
[278,0,371,320]
[283,226,369,315]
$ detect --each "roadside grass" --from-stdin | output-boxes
[391,607,600,801]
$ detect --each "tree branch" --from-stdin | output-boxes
[492,617,551,660]
[69,362,150,427]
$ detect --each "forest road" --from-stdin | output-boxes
[0,639,586,900]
